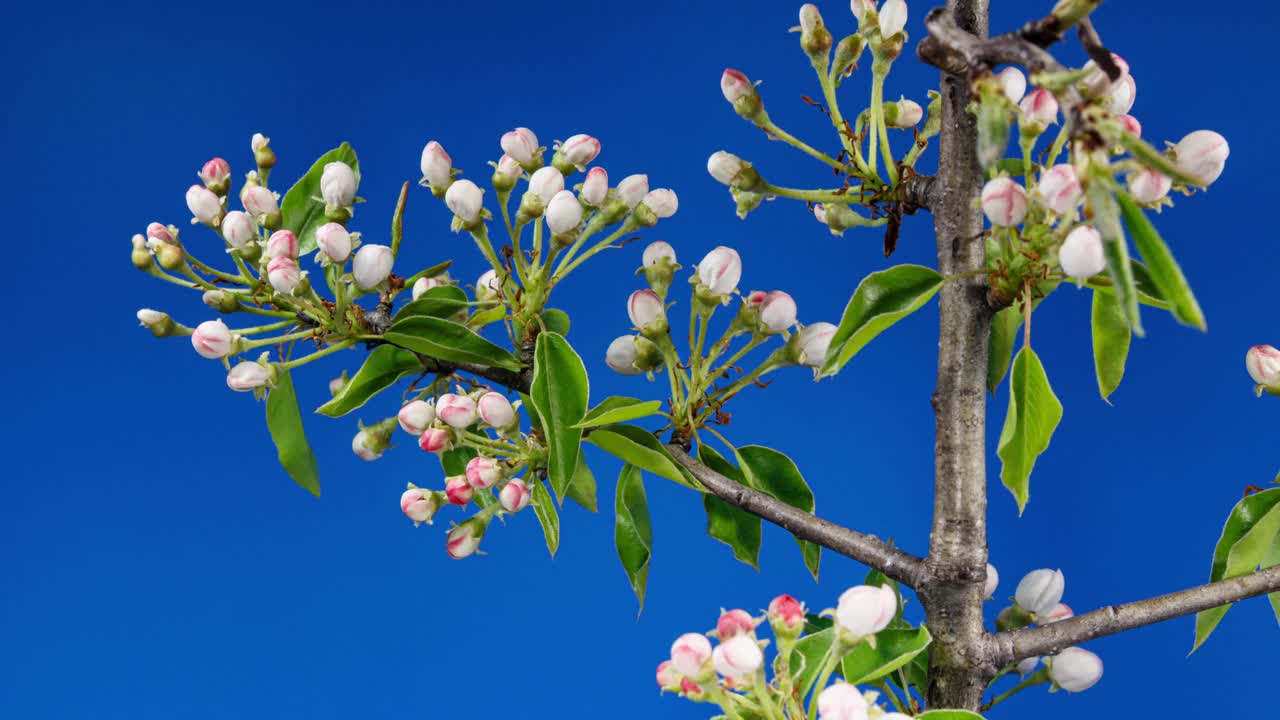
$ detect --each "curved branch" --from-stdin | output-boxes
[666,444,925,587]
[989,566,1280,664]
[418,356,531,394]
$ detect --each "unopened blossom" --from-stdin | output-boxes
[546,190,584,235]
[221,210,257,250]
[1119,114,1142,137]
[199,157,231,193]
[351,430,382,461]
[1059,226,1106,280]
[137,309,173,336]
[241,185,279,218]
[759,291,798,333]
[1247,345,1280,387]
[203,289,238,313]
[1017,656,1040,675]
[1104,74,1137,115]
[146,222,175,247]
[996,66,1027,103]
[315,222,353,262]
[1128,168,1171,204]
[465,456,503,490]
[707,151,749,186]
[850,0,876,25]
[329,376,348,396]
[816,682,868,720]
[191,319,233,359]
[437,393,479,428]
[606,335,643,375]
[446,519,486,560]
[397,400,436,435]
[643,189,678,219]
[1081,53,1130,98]
[420,140,452,188]
[419,427,451,453]
[559,133,601,169]
[1015,568,1066,615]
[1043,602,1074,623]
[265,229,299,259]
[670,633,713,678]
[226,361,270,392]
[477,392,516,429]
[493,154,523,192]
[717,609,757,640]
[656,661,681,691]
[836,584,897,638]
[186,184,223,225]
[878,0,908,38]
[628,289,666,332]
[1174,130,1230,186]
[444,475,473,506]
[500,127,539,165]
[1019,88,1059,129]
[528,166,565,202]
[1049,647,1103,692]
[320,162,357,208]
[985,563,999,598]
[1038,164,1082,214]
[267,256,304,294]
[797,322,837,367]
[712,635,763,679]
[885,98,923,128]
[618,174,649,208]
[412,275,449,300]
[352,244,393,290]
[445,178,484,224]
[476,269,502,302]
[697,246,742,297]
[499,479,532,513]
[720,68,755,105]
[401,486,442,525]
[981,177,1028,227]
[643,241,676,269]
[768,594,805,637]
[581,166,608,206]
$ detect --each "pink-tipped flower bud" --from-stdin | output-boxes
[835,584,897,639]
[241,185,280,221]
[1019,88,1059,129]
[401,485,444,525]
[1104,75,1136,115]
[797,322,837,367]
[352,244,393,290]
[712,635,764,679]
[1174,130,1229,186]
[559,133,601,170]
[420,140,453,188]
[445,179,484,224]
[398,400,437,435]
[477,392,517,429]
[315,222,353,262]
[528,166,565,202]
[437,393,479,428]
[697,246,743,297]
[146,222,176,248]
[1038,164,1082,214]
[1247,345,1280,388]
[265,229,299,259]
[628,289,667,334]
[1043,602,1074,623]
[221,210,257,250]
[186,184,223,226]
[191,319,234,359]
[985,562,999,598]
[500,127,540,166]
[499,479,532,513]
[200,157,232,193]
[445,475,473,506]
[981,177,1029,227]
[1119,114,1142,137]
[267,256,303,294]
[996,67,1027,104]
[546,190,584,235]
[879,0,908,38]
[446,516,489,559]
[767,594,805,638]
[1015,568,1066,615]
[465,456,503,490]
[817,682,868,720]
[721,69,762,118]
[759,291,798,334]
[1128,168,1171,204]
[618,174,649,208]
[419,427,451,453]
[412,275,449,300]
[581,166,608,206]
[716,609,757,640]
[670,633,713,678]
[656,661,681,691]
[1049,647,1103,692]
[1059,226,1105,279]
[320,162,357,208]
[351,429,383,461]
[642,189,679,219]
[226,361,271,392]
[606,335,643,376]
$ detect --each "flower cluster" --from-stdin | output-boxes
[989,563,1104,693]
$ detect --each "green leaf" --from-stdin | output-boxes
[840,626,932,685]
[914,711,986,720]
[586,425,698,489]
[529,480,560,557]
[1193,488,1280,651]
[564,450,598,512]
[391,285,470,324]
[699,445,762,570]
[468,304,508,328]
[1091,290,1131,402]
[1088,169,1143,335]
[614,464,652,608]
[384,316,522,371]
[281,143,360,254]
[790,628,834,699]
[987,306,1022,394]
[315,345,421,417]
[530,332,589,500]
[1117,192,1206,331]
[574,396,664,429]
[821,265,944,376]
[737,445,821,580]
[996,347,1063,514]
[1264,532,1280,629]
[541,308,571,336]
[520,392,543,433]
[440,446,478,477]
[265,370,320,496]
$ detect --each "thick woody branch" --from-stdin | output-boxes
[990,566,1280,663]
[919,8,1067,76]
[667,444,926,587]
[418,356,531,394]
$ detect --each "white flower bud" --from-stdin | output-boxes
[759,291,798,334]
[617,174,649,208]
[836,584,897,638]
[1049,647,1103,692]
[643,241,676,268]
[420,140,452,187]
[1081,54,1129,98]
[606,336,643,375]
[878,0,908,38]
[265,229,299,259]
[885,98,923,129]
[241,185,279,218]
[1043,602,1074,623]
[1037,164,1082,214]
[798,322,837,367]
[397,400,436,435]
[1127,168,1171,204]
[445,179,484,224]
[707,151,747,186]
[996,67,1027,104]
[499,479,532,513]
[191,319,234,359]
[981,177,1028,227]
[642,189,678,219]
[251,133,270,152]
[476,269,501,302]
[528,166,565,202]
[437,393,479,428]
[315,222,353,263]
[352,244,393,290]
[227,361,271,392]
[1174,130,1229,186]
[697,246,742,297]
[984,562,999,598]
[412,275,449,300]
[478,392,517,429]
[1059,226,1106,279]
[500,127,539,165]
[581,167,608,206]
[670,633,713,678]
[1019,88,1059,128]
[559,133,601,169]
[1104,75,1136,115]
[1015,568,1065,615]
[186,184,223,225]
[320,162,357,208]
[221,210,257,249]
[1016,656,1040,675]
[546,190,584,235]
[1247,345,1280,387]
[352,430,382,461]
[628,289,666,331]
[816,682,867,720]
[267,256,304,294]
[711,635,764,679]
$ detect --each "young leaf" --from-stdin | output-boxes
[391,285,470,323]
[1088,169,1143,335]
[573,396,664,429]
[1117,192,1206,331]
[1264,532,1280,630]
[821,265,944,377]
[529,480,560,557]
[384,316,522,371]
[281,143,360,254]
[530,332,589,499]
[699,445,762,570]
[265,370,320,496]
[614,464,652,609]
[1193,488,1280,651]
[315,345,421,417]
[737,445,821,580]
[1091,290,1131,402]
[790,628,834,698]
[840,626,932,685]
[541,308,571,336]
[586,425,698,489]
[564,450,598,512]
[987,306,1022,394]
[440,446,478,476]
[997,347,1063,514]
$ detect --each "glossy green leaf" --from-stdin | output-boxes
[530,332,589,499]
[574,396,664,429]
[530,480,560,557]
[840,626,932,685]
[789,628,834,698]
[914,711,986,720]
[987,306,1022,394]
[1118,192,1206,331]
[564,450,598,512]
[821,265,944,376]
[315,345,421,417]
[1193,488,1280,651]
[614,464,652,609]
[265,370,320,496]
[384,316,522,371]
[520,392,543,433]
[1264,532,1280,629]
[1088,169,1143,335]
[468,304,508,328]
[586,425,697,489]
[541,308,571,336]
[391,285,470,323]
[281,143,360,254]
[997,347,1063,514]
[440,446,478,477]
[1090,290,1131,402]
[737,445,821,580]
[699,445,762,569]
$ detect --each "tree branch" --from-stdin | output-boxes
[666,444,926,587]
[989,566,1280,664]
[418,356,531,394]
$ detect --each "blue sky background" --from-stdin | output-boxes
[3,1,1278,717]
